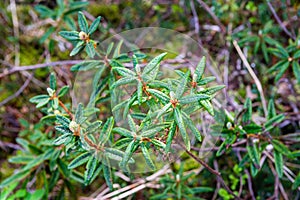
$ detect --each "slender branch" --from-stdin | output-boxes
[181,144,241,200]
[10,0,20,67]
[233,40,268,117]
[195,0,226,34]
[266,1,296,40]
[0,74,33,107]
[58,100,74,120]
[0,60,83,78]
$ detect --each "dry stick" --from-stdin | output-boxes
[268,159,280,199]
[0,74,33,107]
[0,60,83,78]
[10,0,20,67]
[195,0,226,34]
[97,165,171,200]
[266,1,296,40]
[181,144,241,200]
[233,40,268,117]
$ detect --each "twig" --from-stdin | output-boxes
[268,159,280,200]
[195,0,226,34]
[233,40,268,117]
[212,160,221,200]
[0,60,83,78]
[10,0,20,67]
[181,144,241,200]
[236,149,256,199]
[0,74,33,107]
[190,0,200,35]
[266,1,296,40]
[96,165,170,200]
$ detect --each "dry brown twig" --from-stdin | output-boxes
[94,165,171,200]
[233,40,268,117]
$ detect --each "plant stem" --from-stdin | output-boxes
[181,143,241,200]
[58,100,74,120]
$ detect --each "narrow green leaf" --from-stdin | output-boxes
[292,61,300,83]
[151,139,166,149]
[111,76,137,89]
[103,158,113,190]
[68,152,91,169]
[71,60,103,71]
[56,115,70,127]
[59,31,79,41]
[195,56,206,82]
[49,72,56,90]
[292,173,300,190]
[120,140,136,167]
[127,114,137,132]
[142,52,167,77]
[8,156,34,164]
[202,85,225,95]
[53,134,72,145]
[147,89,170,104]
[261,41,269,63]
[268,47,289,59]
[275,61,289,82]
[141,143,156,170]
[0,170,31,188]
[105,148,134,163]
[267,99,276,120]
[113,40,123,58]
[78,11,88,33]
[22,154,45,171]
[113,127,134,138]
[175,71,190,99]
[75,103,84,124]
[99,117,114,144]
[182,111,202,142]
[242,98,252,123]
[141,126,165,138]
[70,170,85,184]
[113,67,136,77]
[179,94,210,104]
[70,41,85,56]
[86,42,95,58]
[216,141,226,156]
[29,95,50,103]
[267,60,288,74]
[113,138,132,149]
[58,85,69,97]
[197,76,216,85]
[55,125,73,135]
[246,140,260,169]
[157,103,172,119]
[165,121,176,152]
[199,100,214,115]
[274,150,283,178]
[86,120,102,133]
[272,139,290,156]
[174,107,190,150]
[265,114,285,131]
[137,80,143,105]
[88,16,101,34]
[84,156,98,184]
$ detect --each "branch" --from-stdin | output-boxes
[267,1,296,40]
[233,40,268,117]
[0,60,83,78]
[181,144,241,200]
[0,74,33,107]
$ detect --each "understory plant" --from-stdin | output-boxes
[0,11,224,198]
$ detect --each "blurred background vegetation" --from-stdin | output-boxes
[0,0,300,199]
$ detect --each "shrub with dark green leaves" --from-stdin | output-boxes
[0,12,224,198]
